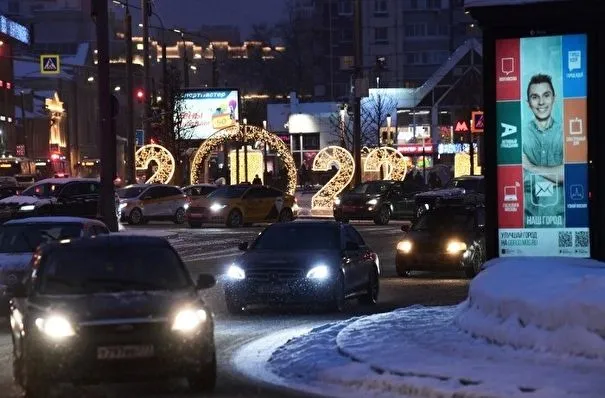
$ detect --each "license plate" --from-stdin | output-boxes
[97,345,154,360]
[257,284,290,294]
[189,212,202,217]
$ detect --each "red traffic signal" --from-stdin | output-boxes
[136,89,145,103]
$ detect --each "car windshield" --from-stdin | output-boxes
[350,181,392,195]
[37,246,191,295]
[251,224,340,250]
[207,185,248,199]
[21,182,64,198]
[118,187,146,198]
[412,210,474,232]
[446,179,478,191]
[0,223,84,253]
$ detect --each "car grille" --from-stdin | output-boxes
[79,321,169,344]
[246,267,305,282]
[188,206,206,213]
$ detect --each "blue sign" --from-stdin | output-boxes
[135,129,144,146]
[0,16,29,44]
[564,164,589,228]
[562,34,587,98]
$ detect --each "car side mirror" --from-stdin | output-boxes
[401,224,410,232]
[345,241,359,251]
[12,283,27,298]
[195,273,216,290]
[238,241,248,251]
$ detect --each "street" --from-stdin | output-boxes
[0,221,470,397]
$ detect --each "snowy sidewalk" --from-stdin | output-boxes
[261,258,605,398]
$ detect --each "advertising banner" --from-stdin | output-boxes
[495,34,589,257]
[178,90,240,140]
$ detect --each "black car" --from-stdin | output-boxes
[224,221,380,313]
[0,177,105,222]
[396,204,486,278]
[333,180,427,225]
[8,235,217,397]
[414,175,484,219]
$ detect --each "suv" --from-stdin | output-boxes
[414,175,484,219]
[0,178,103,222]
[118,184,189,225]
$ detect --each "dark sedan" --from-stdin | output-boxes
[223,221,380,313]
[333,180,426,225]
[395,204,486,278]
[8,235,217,397]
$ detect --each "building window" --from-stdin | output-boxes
[375,27,389,44]
[438,24,449,36]
[302,134,320,150]
[405,52,430,65]
[374,0,388,16]
[427,0,442,8]
[338,0,353,15]
[404,23,426,37]
[339,29,353,43]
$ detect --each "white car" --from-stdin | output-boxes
[118,184,189,225]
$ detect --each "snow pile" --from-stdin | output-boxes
[456,257,605,359]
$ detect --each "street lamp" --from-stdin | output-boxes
[262,120,268,184]
[242,118,248,182]
[386,113,392,146]
[339,106,346,147]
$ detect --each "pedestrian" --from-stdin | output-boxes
[252,174,262,185]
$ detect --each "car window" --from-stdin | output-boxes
[58,182,81,197]
[118,186,146,198]
[21,182,65,198]
[344,225,365,247]
[251,224,340,250]
[89,225,110,236]
[243,187,264,199]
[413,209,474,232]
[0,223,84,253]
[169,186,184,197]
[201,186,217,196]
[143,186,161,199]
[207,185,248,199]
[36,246,191,295]
[351,181,393,194]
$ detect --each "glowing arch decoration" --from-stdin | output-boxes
[364,146,408,181]
[311,146,355,212]
[135,143,176,184]
[190,124,298,194]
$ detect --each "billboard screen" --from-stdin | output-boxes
[178,89,240,140]
[495,34,589,257]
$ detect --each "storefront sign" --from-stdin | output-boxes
[496,34,589,257]
[438,143,478,154]
[454,120,469,133]
[398,144,433,155]
[471,111,484,133]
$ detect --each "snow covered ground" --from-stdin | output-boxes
[236,258,605,397]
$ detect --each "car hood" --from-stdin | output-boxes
[0,253,33,272]
[240,250,340,269]
[403,230,472,251]
[29,289,201,322]
[415,188,465,198]
[0,195,53,206]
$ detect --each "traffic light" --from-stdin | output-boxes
[136,89,144,104]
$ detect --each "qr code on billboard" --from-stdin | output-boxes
[574,231,589,248]
[558,231,573,248]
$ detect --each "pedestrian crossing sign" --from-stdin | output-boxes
[40,54,60,74]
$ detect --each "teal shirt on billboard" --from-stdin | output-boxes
[522,118,564,227]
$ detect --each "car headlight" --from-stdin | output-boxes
[171,308,207,332]
[366,198,378,206]
[424,203,430,210]
[118,202,128,210]
[334,197,341,206]
[19,204,35,212]
[397,240,412,253]
[226,265,245,280]
[35,314,75,339]
[306,264,329,279]
[210,203,227,212]
[183,202,190,210]
[446,240,467,254]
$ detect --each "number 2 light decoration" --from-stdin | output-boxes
[135,144,176,184]
[363,146,407,181]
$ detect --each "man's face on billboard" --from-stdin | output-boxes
[528,82,554,122]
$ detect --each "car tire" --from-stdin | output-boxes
[374,205,391,225]
[173,208,186,224]
[330,273,346,313]
[278,208,293,222]
[128,208,143,225]
[415,205,426,219]
[225,297,245,314]
[187,351,217,393]
[358,268,379,305]
[226,209,243,228]
[188,221,202,228]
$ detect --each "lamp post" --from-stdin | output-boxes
[173,29,189,88]
[339,106,346,147]
[243,117,248,182]
[386,113,391,146]
[262,120,268,184]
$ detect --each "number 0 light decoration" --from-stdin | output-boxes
[135,144,176,184]
[364,146,407,181]
[311,146,355,212]
[190,124,298,194]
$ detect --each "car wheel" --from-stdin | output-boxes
[358,268,379,305]
[128,208,143,225]
[226,209,243,228]
[374,205,391,225]
[278,208,293,222]
[187,351,217,393]
[188,221,202,228]
[415,205,426,219]
[226,297,245,314]
[330,273,346,313]
[173,208,186,224]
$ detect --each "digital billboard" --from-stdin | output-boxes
[495,34,589,257]
[178,89,240,140]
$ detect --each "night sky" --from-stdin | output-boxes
[151,0,287,36]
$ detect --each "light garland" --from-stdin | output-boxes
[229,149,264,184]
[135,144,176,184]
[311,146,355,210]
[364,146,407,181]
[190,124,298,194]
[454,152,481,177]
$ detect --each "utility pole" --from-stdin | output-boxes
[125,3,135,184]
[93,0,118,231]
[142,0,151,147]
[352,0,363,186]
[181,34,189,87]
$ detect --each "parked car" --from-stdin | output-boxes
[396,204,486,278]
[186,184,298,228]
[223,221,380,313]
[118,184,189,225]
[182,183,218,198]
[0,178,104,223]
[0,217,110,314]
[8,235,217,397]
[414,175,484,219]
[333,180,427,224]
